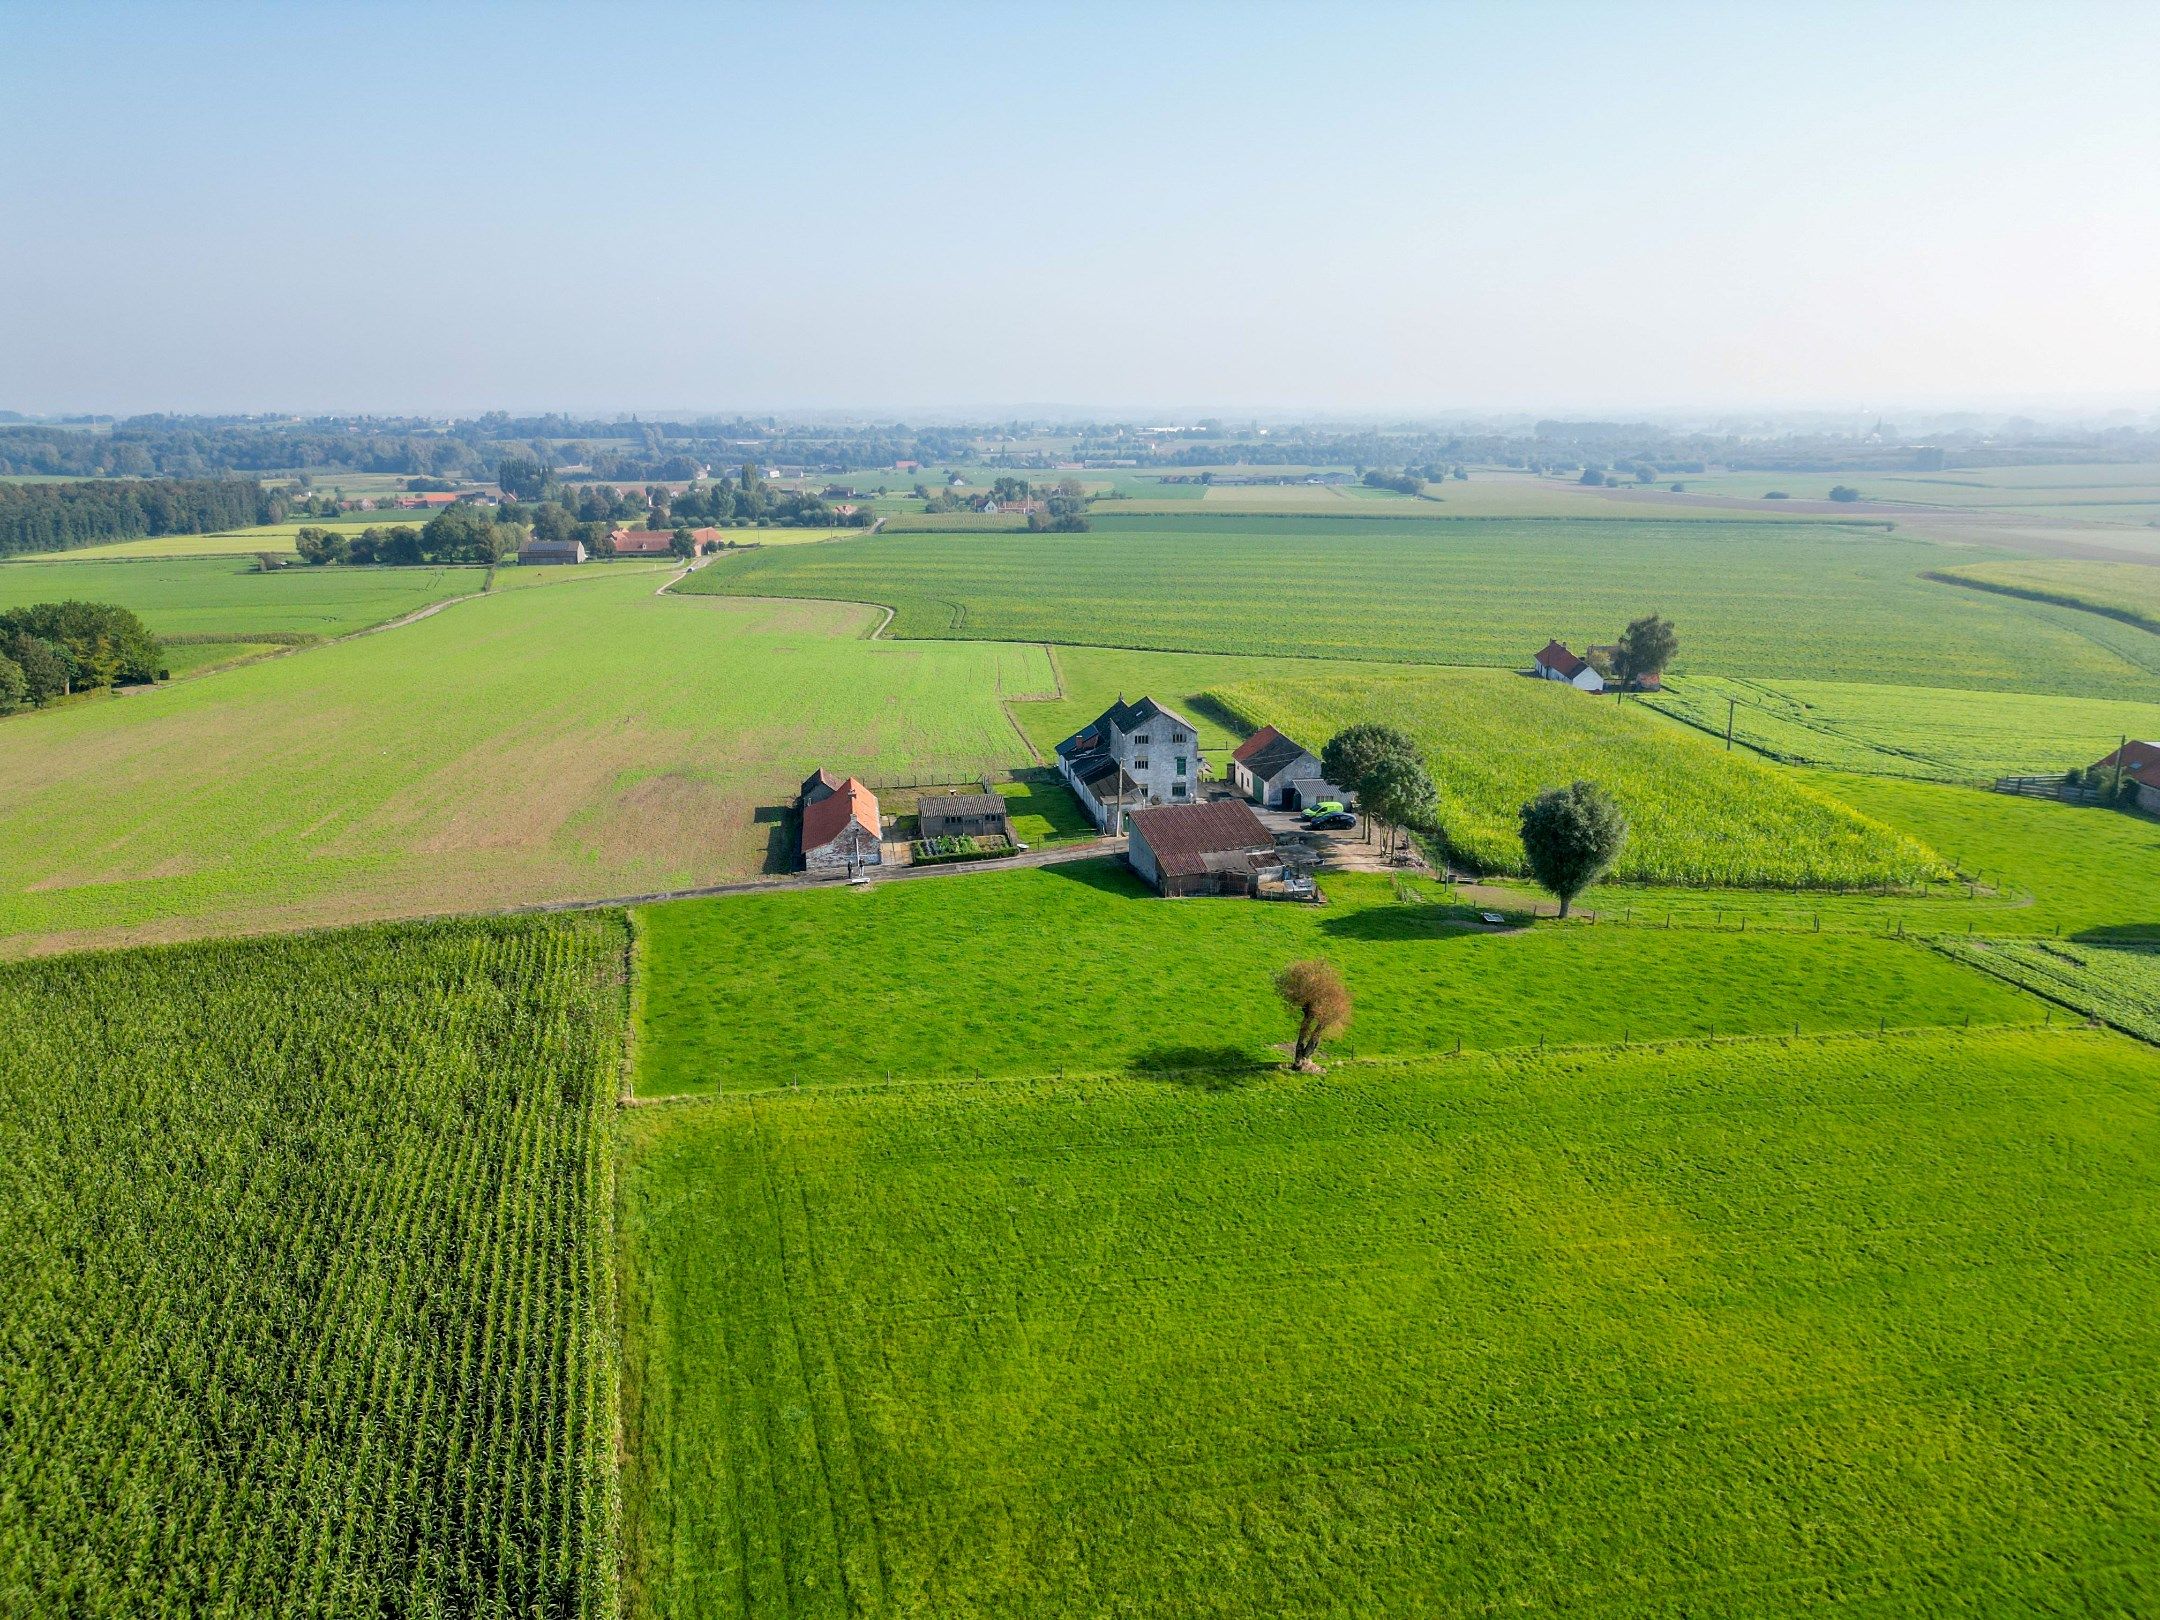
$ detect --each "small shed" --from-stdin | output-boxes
[1534,639,1605,693]
[918,791,1012,841]
[1126,800,1280,897]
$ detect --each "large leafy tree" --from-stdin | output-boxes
[1320,723,1419,838]
[1361,754,1437,862]
[1,602,160,691]
[1613,613,1678,687]
[0,652,27,715]
[1518,780,1628,917]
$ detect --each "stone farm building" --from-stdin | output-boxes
[800,770,883,873]
[1229,725,1347,810]
[609,526,724,556]
[1533,639,1606,693]
[1126,800,1281,897]
[2092,740,2160,814]
[918,792,1012,841]
[517,538,586,565]
[1054,696,1202,833]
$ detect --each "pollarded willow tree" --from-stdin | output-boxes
[1276,958,1353,1071]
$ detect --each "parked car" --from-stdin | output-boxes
[1300,800,1348,820]
[1305,811,1356,830]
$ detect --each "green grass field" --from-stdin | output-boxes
[156,638,288,677]
[1207,667,1942,886]
[1937,937,2160,1041]
[0,555,478,637]
[0,575,1050,955]
[619,1026,2160,1618]
[678,515,2160,696]
[628,863,2039,1095]
[0,913,624,1617]
[1935,557,2160,632]
[1644,674,2160,780]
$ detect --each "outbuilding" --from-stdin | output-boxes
[1126,799,1280,897]
[517,538,586,565]
[1229,725,1346,809]
[918,791,1012,841]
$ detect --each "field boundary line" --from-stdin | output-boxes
[1926,937,2160,1046]
[630,1019,2097,1106]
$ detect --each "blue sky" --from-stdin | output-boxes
[2,0,2155,415]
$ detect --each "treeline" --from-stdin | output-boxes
[295,505,522,567]
[0,479,286,558]
[1,602,163,713]
[500,460,873,530]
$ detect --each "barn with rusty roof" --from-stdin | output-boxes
[1125,799,1281,897]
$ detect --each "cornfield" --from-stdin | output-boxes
[0,912,626,1617]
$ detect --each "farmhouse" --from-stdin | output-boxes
[1126,799,1281,897]
[1533,639,1606,693]
[2090,740,2160,813]
[516,538,586,565]
[609,526,724,556]
[800,772,883,873]
[1229,725,1346,809]
[1054,696,1202,833]
[918,791,1012,841]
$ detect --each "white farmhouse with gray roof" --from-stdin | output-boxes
[1053,696,1202,833]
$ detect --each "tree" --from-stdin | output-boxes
[293,525,348,565]
[1361,754,1437,861]
[1579,465,1607,486]
[1828,484,1861,502]
[669,525,697,559]
[1518,780,1628,917]
[1320,722,1418,838]
[1275,959,1352,1070]
[497,456,552,501]
[7,632,68,704]
[529,502,578,545]
[1611,613,1678,688]
[0,652,27,714]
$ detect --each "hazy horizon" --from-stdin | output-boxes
[4,0,2156,416]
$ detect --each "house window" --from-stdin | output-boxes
[1135,732,1152,743]
[1135,757,1149,770]
[1175,756,1187,776]
[1171,782,1188,797]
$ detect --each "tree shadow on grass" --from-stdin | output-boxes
[2069,926,2160,948]
[1125,1044,1272,1090]
[1317,903,1507,942]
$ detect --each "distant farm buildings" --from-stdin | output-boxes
[1533,640,1606,693]
[1584,644,1663,692]
[917,791,1012,842]
[1054,696,1201,833]
[1126,799,1282,897]
[800,770,883,873]
[517,538,586,565]
[608,526,724,556]
[2091,741,2160,814]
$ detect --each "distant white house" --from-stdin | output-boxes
[1533,639,1605,693]
[1054,696,1202,833]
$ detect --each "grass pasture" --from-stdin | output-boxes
[1645,674,2160,781]
[628,863,2038,1095]
[0,555,477,638]
[619,1026,2160,1618]
[681,514,2160,696]
[1208,667,1944,886]
[1938,937,2160,1042]
[1935,556,2160,633]
[0,913,624,1617]
[0,575,1050,955]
